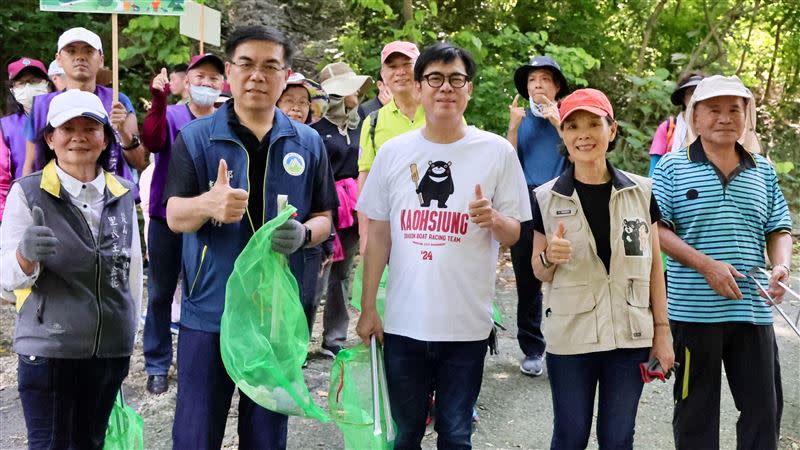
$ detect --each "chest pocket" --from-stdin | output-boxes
[548,204,583,233]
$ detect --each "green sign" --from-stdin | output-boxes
[40,0,185,15]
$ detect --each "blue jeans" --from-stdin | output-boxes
[547,348,650,450]
[383,333,488,450]
[143,218,182,375]
[173,326,288,449]
[17,355,130,449]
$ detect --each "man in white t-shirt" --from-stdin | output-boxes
[356,43,531,448]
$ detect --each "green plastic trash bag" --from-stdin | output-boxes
[492,303,504,328]
[221,204,329,422]
[329,343,394,449]
[103,389,143,450]
[350,260,389,317]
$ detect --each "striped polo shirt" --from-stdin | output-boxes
[652,139,792,324]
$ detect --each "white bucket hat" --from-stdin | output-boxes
[683,75,761,153]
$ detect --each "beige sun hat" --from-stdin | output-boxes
[318,62,373,97]
[683,74,762,153]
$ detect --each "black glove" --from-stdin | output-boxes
[18,206,58,262]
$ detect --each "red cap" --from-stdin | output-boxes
[380,41,420,64]
[559,88,614,123]
[7,57,47,81]
[187,54,225,74]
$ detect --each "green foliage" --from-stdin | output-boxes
[118,15,193,110]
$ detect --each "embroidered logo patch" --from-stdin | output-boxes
[555,209,573,216]
[622,217,649,257]
[283,152,305,176]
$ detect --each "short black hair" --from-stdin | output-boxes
[171,63,188,74]
[558,116,617,157]
[40,123,114,169]
[414,43,476,82]
[225,25,294,68]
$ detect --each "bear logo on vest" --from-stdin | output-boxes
[283,152,306,176]
[622,218,649,256]
[415,161,454,208]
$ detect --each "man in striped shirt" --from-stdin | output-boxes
[653,75,792,450]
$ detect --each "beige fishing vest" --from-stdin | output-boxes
[535,165,655,355]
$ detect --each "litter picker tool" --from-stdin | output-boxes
[747,267,800,338]
[370,335,382,436]
[755,267,800,328]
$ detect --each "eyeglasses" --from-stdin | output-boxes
[279,97,310,108]
[230,60,285,76]
[422,72,470,89]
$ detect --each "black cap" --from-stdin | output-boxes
[514,55,569,100]
[670,75,703,106]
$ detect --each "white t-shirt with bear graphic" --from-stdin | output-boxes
[357,126,531,341]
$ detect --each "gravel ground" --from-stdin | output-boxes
[1,252,799,449]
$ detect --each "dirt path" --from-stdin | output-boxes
[1,255,799,449]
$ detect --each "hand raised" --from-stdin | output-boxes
[469,184,495,229]
[546,222,571,265]
[508,94,526,130]
[152,67,170,93]
[209,159,249,224]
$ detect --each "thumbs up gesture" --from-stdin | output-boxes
[208,159,249,224]
[152,67,170,93]
[469,184,495,229]
[18,206,59,262]
[546,222,571,265]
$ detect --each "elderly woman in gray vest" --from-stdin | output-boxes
[0,89,142,449]
[530,88,673,450]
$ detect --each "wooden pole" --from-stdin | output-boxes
[199,4,205,54]
[112,13,119,103]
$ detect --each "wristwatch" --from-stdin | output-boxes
[303,225,312,246]
[121,134,141,151]
[539,251,553,269]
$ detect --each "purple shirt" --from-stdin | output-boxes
[149,104,193,219]
[0,112,28,179]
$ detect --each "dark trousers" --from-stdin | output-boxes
[547,348,650,450]
[299,246,324,333]
[383,333,488,450]
[510,188,545,357]
[173,326,288,449]
[17,355,130,450]
[314,226,358,346]
[143,218,182,375]
[671,321,781,450]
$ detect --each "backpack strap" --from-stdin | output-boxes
[665,116,676,152]
[368,109,380,150]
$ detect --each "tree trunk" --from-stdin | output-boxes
[762,15,787,103]
[735,0,761,75]
[228,0,347,76]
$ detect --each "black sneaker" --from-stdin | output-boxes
[320,344,343,358]
[147,375,168,395]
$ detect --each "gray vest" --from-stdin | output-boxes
[13,163,137,358]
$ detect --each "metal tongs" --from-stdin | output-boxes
[747,267,800,338]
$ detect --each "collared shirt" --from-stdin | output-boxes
[357,98,425,172]
[652,138,793,324]
[0,164,143,318]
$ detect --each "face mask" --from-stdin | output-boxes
[189,85,221,107]
[13,82,49,113]
[529,96,545,118]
